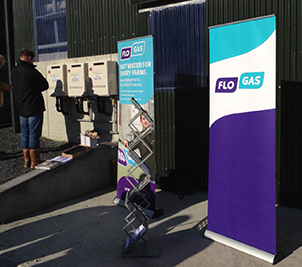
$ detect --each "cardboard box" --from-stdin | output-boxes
[80,133,99,148]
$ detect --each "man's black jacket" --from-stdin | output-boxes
[12,60,49,117]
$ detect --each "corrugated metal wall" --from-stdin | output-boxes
[280,80,302,209]
[149,1,208,191]
[174,87,209,191]
[207,0,302,208]
[0,0,6,54]
[12,0,149,59]
[65,0,149,58]
[32,0,68,61]
[154,90,176,171]
[12,0,35,56]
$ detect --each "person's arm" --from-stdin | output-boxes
[0,81,10,92]
[33,69,49,92]
[123,140,129,147]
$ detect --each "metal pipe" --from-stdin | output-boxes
[4,0,20,133]
[76,99,93,122]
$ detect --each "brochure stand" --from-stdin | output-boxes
[121,98,160,258]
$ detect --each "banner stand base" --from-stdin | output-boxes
[204,230,280,264]
[121,241,160,258]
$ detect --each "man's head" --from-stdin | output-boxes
[20,50,35,64]
[140,113,150,130]
[0,55,6,69]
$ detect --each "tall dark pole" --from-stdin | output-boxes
[4,0,20,133]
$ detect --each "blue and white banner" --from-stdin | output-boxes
[115,36,156,217]
[118,36,154,105]
[205,16,276,263]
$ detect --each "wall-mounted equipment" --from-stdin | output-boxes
[47,64,67,97]
[67,62,88,97]
[87,61,118,96]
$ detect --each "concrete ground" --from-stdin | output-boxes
[0,186,302,267]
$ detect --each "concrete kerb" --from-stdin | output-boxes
[0,145,117,223]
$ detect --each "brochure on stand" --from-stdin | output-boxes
[123,224,147,253]
[119,96,158,256]
[127,176,151,200]
[128,150,150,176]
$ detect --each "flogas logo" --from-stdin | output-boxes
[118,148,136,167]
[239,72,264,89]
[216,77,238,93]
[132,41,145,56]
[121,47,131,60]
[120,41,145,60]
[118,148,127,166]
[215,72,265,93]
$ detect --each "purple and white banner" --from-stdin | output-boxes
[205,16,276,263]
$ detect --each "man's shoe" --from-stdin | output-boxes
[30,149,42,169]
[22,149,30,168]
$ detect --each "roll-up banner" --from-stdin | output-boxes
[205,16,277,263]
[114,36,156,218]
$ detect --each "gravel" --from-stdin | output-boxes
[0,125,74,185]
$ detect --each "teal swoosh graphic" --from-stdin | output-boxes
[209,16,275,64]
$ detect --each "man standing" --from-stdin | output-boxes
[12,50,49,168]
[0,55,12,108]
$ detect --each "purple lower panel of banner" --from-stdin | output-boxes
[208,109,276,254]
[117,176,156,211]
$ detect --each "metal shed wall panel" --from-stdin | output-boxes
[12,0,35,56]
[150,2,207,89]
[65,0,149,58]
[0,1,6,54]
[150,2,208,191]
[154,90,176,171]
[280,81,302,209]
[12,0,149,59]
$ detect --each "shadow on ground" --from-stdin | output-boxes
[0,188,209,267]
[0,187,302,266]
